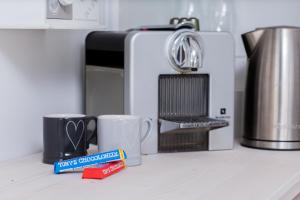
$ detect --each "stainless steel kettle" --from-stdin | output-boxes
[242,26,300,150]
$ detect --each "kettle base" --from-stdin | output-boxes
[241,138,300,150]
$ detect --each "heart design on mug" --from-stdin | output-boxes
[65,120,85,150]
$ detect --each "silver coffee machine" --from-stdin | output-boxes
[85,26,235,154]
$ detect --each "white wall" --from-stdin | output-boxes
[119,0,177,29]
[1,0,300,161]
[0,30,88,161]
[118,0,300,136]
[119,0,300,88]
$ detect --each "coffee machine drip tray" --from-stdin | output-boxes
[159,117,229,133]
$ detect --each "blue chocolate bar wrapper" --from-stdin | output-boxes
[54,149,127,174]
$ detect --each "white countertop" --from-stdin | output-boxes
[0,143,300,200]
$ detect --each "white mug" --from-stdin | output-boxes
[97,115,152,166]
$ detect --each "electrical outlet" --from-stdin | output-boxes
[47,0,73,20]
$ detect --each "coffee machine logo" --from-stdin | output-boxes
[169,30,203,72]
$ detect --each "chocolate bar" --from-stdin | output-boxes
[54,149,127,174]
[82,161,126,179]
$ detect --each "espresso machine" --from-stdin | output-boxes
[85,24,235,154]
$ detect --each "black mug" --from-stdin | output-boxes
[43,114,97,164]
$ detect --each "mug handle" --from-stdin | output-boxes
[141,118,153,143]
[85,116,97,147]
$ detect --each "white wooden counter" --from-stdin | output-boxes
[0,144,300,200]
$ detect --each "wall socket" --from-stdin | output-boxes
[47,0,73,20]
